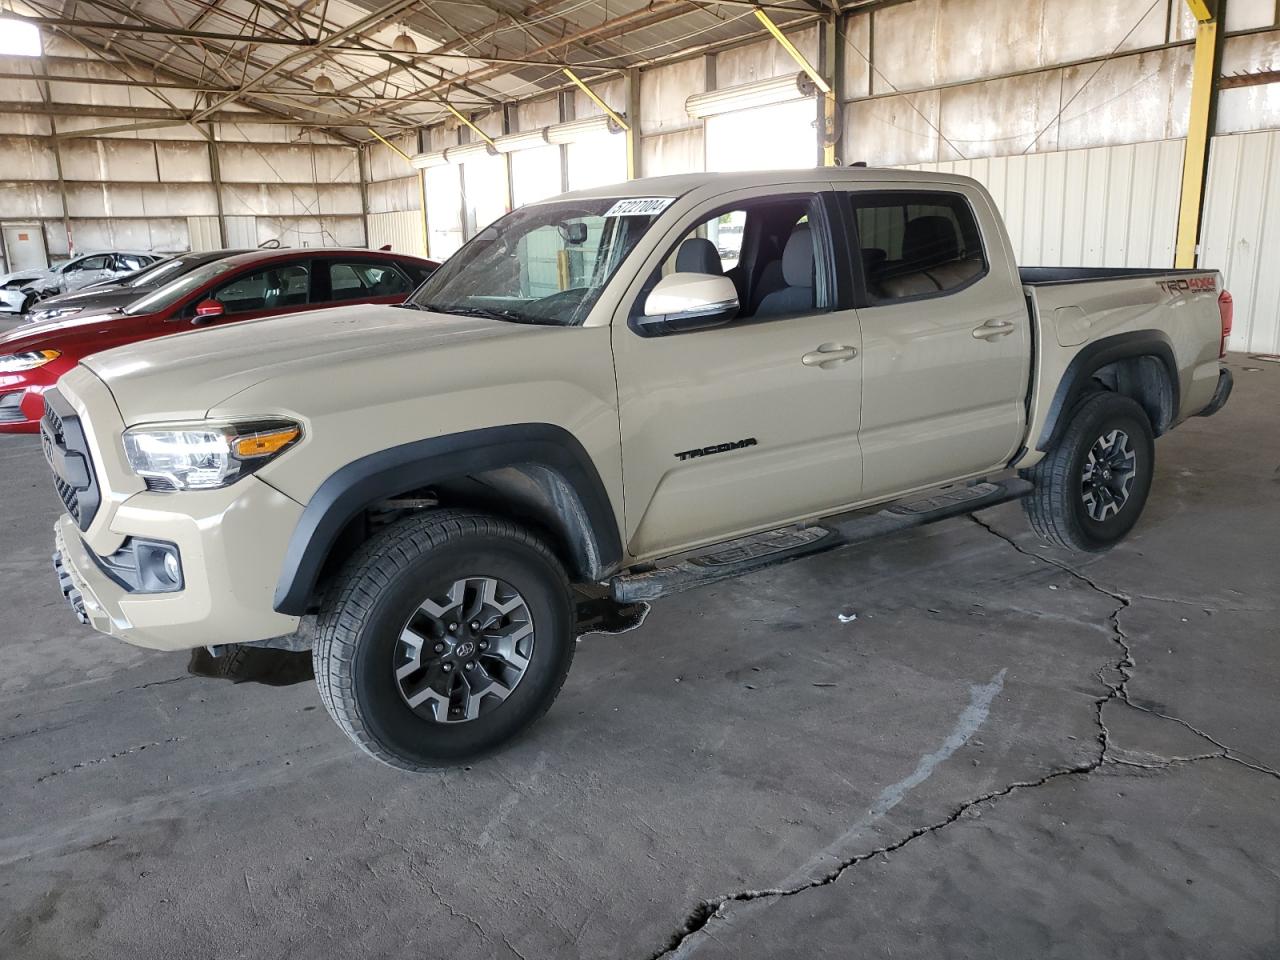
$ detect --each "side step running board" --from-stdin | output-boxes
[609,478,1033,603]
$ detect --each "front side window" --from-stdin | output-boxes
[73,255,110,272]
[847,191,987,302]
[409,197,665,326]
[640,194,830,325]
[126,258,243,315]
[328,262,412,303]
[213,263,310,314]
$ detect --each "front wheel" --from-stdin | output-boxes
[313,510,576,771]
[1021,391,1155,552]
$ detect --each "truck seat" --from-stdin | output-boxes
[755,226,814,317]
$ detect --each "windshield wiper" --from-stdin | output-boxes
[416,303,538,324]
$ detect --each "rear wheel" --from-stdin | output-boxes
[1021,391,1154,552]
[313,510,575,771]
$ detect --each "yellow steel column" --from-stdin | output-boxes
[561,67,635,178]
[1175,0,1220,268]
[755,9,837,166]
[368,126,429,258]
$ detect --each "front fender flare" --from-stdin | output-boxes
[272,424,622,615]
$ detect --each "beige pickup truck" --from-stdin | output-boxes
[42,168,1234,769]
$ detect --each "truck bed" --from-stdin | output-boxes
[1019,266,1210,286]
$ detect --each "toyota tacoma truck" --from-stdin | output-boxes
[40,168,1234,770]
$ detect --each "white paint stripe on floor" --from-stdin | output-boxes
[674,667,1007,958]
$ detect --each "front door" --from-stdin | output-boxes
[612,187,864,561]
[835,184,1030,498]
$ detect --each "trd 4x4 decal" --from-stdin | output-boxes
[674,438,758,461]
[1156,276,1216,295]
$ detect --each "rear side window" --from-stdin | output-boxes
[213,263,310,314]
[846,191,986,302]
[327,261,412,302]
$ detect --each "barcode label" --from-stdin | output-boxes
[604,197,674,218]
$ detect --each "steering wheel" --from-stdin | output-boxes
[523,287,589,320]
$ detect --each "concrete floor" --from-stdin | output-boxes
[1,356,1277,959]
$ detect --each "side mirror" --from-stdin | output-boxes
[192,298,224,323]
[636,273,739,336]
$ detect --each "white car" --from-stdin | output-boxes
[0,251,160,313]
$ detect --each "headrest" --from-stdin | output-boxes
[902,215,960,266]
[675,237,723,275]
[782,225,814,288]
[861,247,887,275]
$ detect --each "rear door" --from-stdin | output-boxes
[315,257,417,306]
[834,183,1029,498]
[612,187,864,560]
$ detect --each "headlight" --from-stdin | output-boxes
[33,307,78,321]
[123,419,302,491]
[0,349,60,372]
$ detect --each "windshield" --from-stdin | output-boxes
[126,258,242,315]
[123,257,184,287]
[407,197,668,326]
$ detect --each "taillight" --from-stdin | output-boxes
[1217,289,1233,358]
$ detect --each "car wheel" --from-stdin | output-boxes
[313,510,576,770]
[1020,391,1155,552]
[19,292,37,314]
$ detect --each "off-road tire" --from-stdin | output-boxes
[1021,391,1155,552]
[313,510,575,771]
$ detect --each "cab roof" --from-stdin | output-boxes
[549,167,979,205]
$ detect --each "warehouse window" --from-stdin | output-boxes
[846,191,987,302]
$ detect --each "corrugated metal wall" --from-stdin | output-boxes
[366,210,427,258]
[1200,130,1280,354]
[903,139,1186,268]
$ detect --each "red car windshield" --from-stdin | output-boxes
[126,259,242,315]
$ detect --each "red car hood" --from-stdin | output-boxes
[0,309,139,352]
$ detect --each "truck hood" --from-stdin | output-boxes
[81,303,559,424]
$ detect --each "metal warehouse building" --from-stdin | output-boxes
[3,0,1279,348]
[1,1,1278,958]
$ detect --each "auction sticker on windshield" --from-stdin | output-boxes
[604,197,674,217]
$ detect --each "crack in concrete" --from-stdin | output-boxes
[969,516,1280,782]
[643,516,1278,959]
[34,736,186,784]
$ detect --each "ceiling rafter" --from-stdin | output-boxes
[8,0,841,139]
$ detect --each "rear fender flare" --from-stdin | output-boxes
[1036,330,1178,453]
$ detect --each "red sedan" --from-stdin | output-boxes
[0,248,438,433]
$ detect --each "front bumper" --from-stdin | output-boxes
[0,288,28,312]
[50,477,305,651]
[1196,367,1233,418]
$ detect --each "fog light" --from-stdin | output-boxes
[133,540,183,592]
